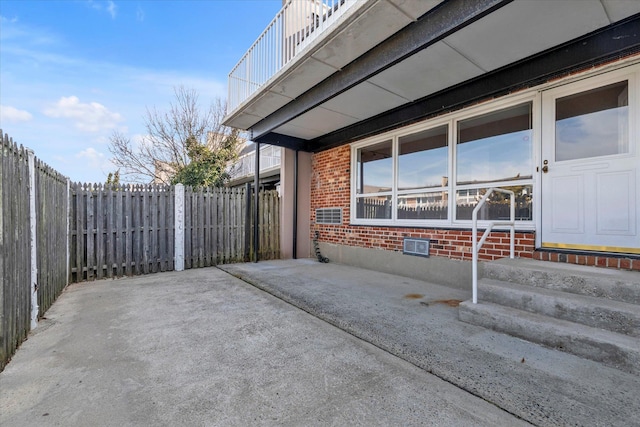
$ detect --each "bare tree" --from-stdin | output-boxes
[109,86,241,185]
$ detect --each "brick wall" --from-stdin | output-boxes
[310,146,535,262]
[310,146,640,271]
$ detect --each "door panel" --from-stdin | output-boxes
[596,171,635,235]
[549,175,583,233]
[541,70,639,254]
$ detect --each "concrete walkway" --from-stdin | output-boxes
[219,259,640,427]
[1,267,528,426]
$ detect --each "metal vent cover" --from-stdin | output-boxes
[316,208,342,225]
[403,238,430,257]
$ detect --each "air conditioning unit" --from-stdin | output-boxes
[403,238,430,257]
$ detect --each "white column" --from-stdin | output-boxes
[27,150,38,329]
[174,184,185,271]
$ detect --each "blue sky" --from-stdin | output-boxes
[0,0,282,183]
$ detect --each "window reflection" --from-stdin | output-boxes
[397,192,448,219]
[356,195,392,219]
[398,125,448,190]
[356,140,392,194]
[555,81,628,161]
[456,185,533,221]
[457,103,532,184]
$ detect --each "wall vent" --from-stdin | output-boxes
[403,238,430,258]
[316,208,342,225]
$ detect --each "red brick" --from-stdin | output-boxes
[619,259,631,270]
[596,257,607,267]
[606,258,619,268]
[632,259,640,271]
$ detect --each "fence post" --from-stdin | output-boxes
[174,184,185,271]
[27,150,38,329]
[66,178,70,286]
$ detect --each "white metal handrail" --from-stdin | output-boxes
[471,188,515,304]
[227,0,356,112]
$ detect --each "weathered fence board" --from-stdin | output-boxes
[0,134,31,371]
[34,158,68,318]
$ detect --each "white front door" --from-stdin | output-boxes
[541,68,639,254]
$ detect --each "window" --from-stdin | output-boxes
[355,139,392,219]
[555,80,628,161]
[455,103,533,221]
[351,100,534,226]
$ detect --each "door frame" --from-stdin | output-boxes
[537,65,639,253]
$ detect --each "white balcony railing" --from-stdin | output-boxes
[227,0,356,112]
[228,144,281,181]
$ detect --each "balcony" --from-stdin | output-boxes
[227,0,357,114]
[223,0,445,134]
[228,144,281,184]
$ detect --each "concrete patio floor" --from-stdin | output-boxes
[2,259,639,426]
[1,265,529,427]
[219,259,640,427]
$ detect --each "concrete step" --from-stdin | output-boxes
[479,278,640,337]
[459,301,640,375]
[483,258,640,304]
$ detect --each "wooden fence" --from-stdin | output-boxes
[69,184,176,282]
[69,184,280,283]
[35,160,69,318]
[2,131,281,371]
[1,134,32,371]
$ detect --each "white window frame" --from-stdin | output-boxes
[350,91,538,229]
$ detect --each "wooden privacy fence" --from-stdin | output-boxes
[69,184,176,282]
[35,160,69,318]
[1,135,32,371]
[2,131,281,371]
[69,184,280,282]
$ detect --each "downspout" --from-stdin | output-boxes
[292,150,298,259]
[253,142,260,262]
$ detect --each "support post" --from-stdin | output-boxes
[27,150,38,329]
[174,184,185,271]
[244,182,251,262]
[254,142,260,262]
[293,150,298,259]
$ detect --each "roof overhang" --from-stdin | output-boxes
[227,0,640,152]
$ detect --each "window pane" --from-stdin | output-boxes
[457,103,532,184]
[397,192,448,220]
[398,125,448,190]
[555,81,628,161]
[356,140,392,194]
[456,185,532,221]
[356,196,392,219]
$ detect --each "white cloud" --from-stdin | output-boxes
[44,96,123,132]
[86,1,117,19]
[106,1,117,19]
[76,147,115,176]
[136,6,145,22]
[0,105,33,123]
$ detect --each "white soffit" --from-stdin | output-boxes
[243,91,293,121]
[275,106,360,139]
[369,41,485,102]
[321,81,408,119]
[601,0,640,22]
[311,0,414,69]
[444,0,612,73]
[388,0,444,21]
[267,57,338,101]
